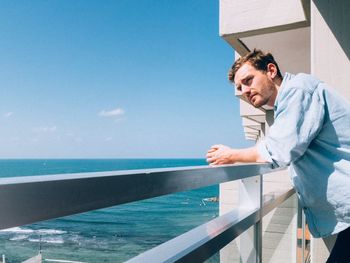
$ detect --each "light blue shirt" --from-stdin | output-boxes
[257,73,350,238]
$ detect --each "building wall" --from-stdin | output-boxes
[311,0,350,96]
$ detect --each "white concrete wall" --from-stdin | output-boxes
[219,180,240,262]
[311,0,350,98]
[262,112,297,263]
[220,0,306,36]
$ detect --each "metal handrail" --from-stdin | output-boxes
[126,188,294,263]
[0,163,295,263]
[0,163,275,230]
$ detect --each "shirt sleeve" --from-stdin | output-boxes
[257,87,325,168]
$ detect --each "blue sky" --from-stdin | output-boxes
[0,0,252,158]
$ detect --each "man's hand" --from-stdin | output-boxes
[206,144,268,165]
[206,144,236,165]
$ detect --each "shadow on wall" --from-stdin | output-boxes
[313,0,350,61]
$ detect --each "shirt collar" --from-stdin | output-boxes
[274,72,294,111]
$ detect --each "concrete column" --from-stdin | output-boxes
[311,0,350,97]
[310,1,350,262]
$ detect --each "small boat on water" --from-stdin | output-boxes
[202,196,219,205]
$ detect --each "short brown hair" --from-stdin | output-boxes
[228,49,282,83]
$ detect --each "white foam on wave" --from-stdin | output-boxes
[37,229,67,235]
[0,227,34,234]
[9,235,28,241]
[1,227,66,235]
[29,237,64,244]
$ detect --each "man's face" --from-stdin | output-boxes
[233,62,276,108]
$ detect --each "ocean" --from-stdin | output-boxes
[0,159,219,263]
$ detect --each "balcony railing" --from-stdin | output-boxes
[0,163,295,262]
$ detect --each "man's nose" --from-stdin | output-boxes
[241,85,251,94]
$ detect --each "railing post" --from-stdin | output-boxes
[297,200,312,263]
[255,174,263,263]
[238,174,262,263]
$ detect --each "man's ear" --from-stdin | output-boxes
[267,63,277,79]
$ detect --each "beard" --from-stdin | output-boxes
[250,94,269,108]
[250,80,276,108]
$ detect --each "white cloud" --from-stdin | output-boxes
[3,112,13,118]
[99,108,125,118]
[32,126,57,133]
[104,137,113,141]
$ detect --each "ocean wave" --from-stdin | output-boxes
[29,237,64,244]
[0,227,66,235]
[9,234,28,241]
[0,227,34,234]
[37,229,67,235]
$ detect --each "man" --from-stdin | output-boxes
[207,49,350,262]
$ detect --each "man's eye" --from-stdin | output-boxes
[243,78,251,85]
[236,86,242,91]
